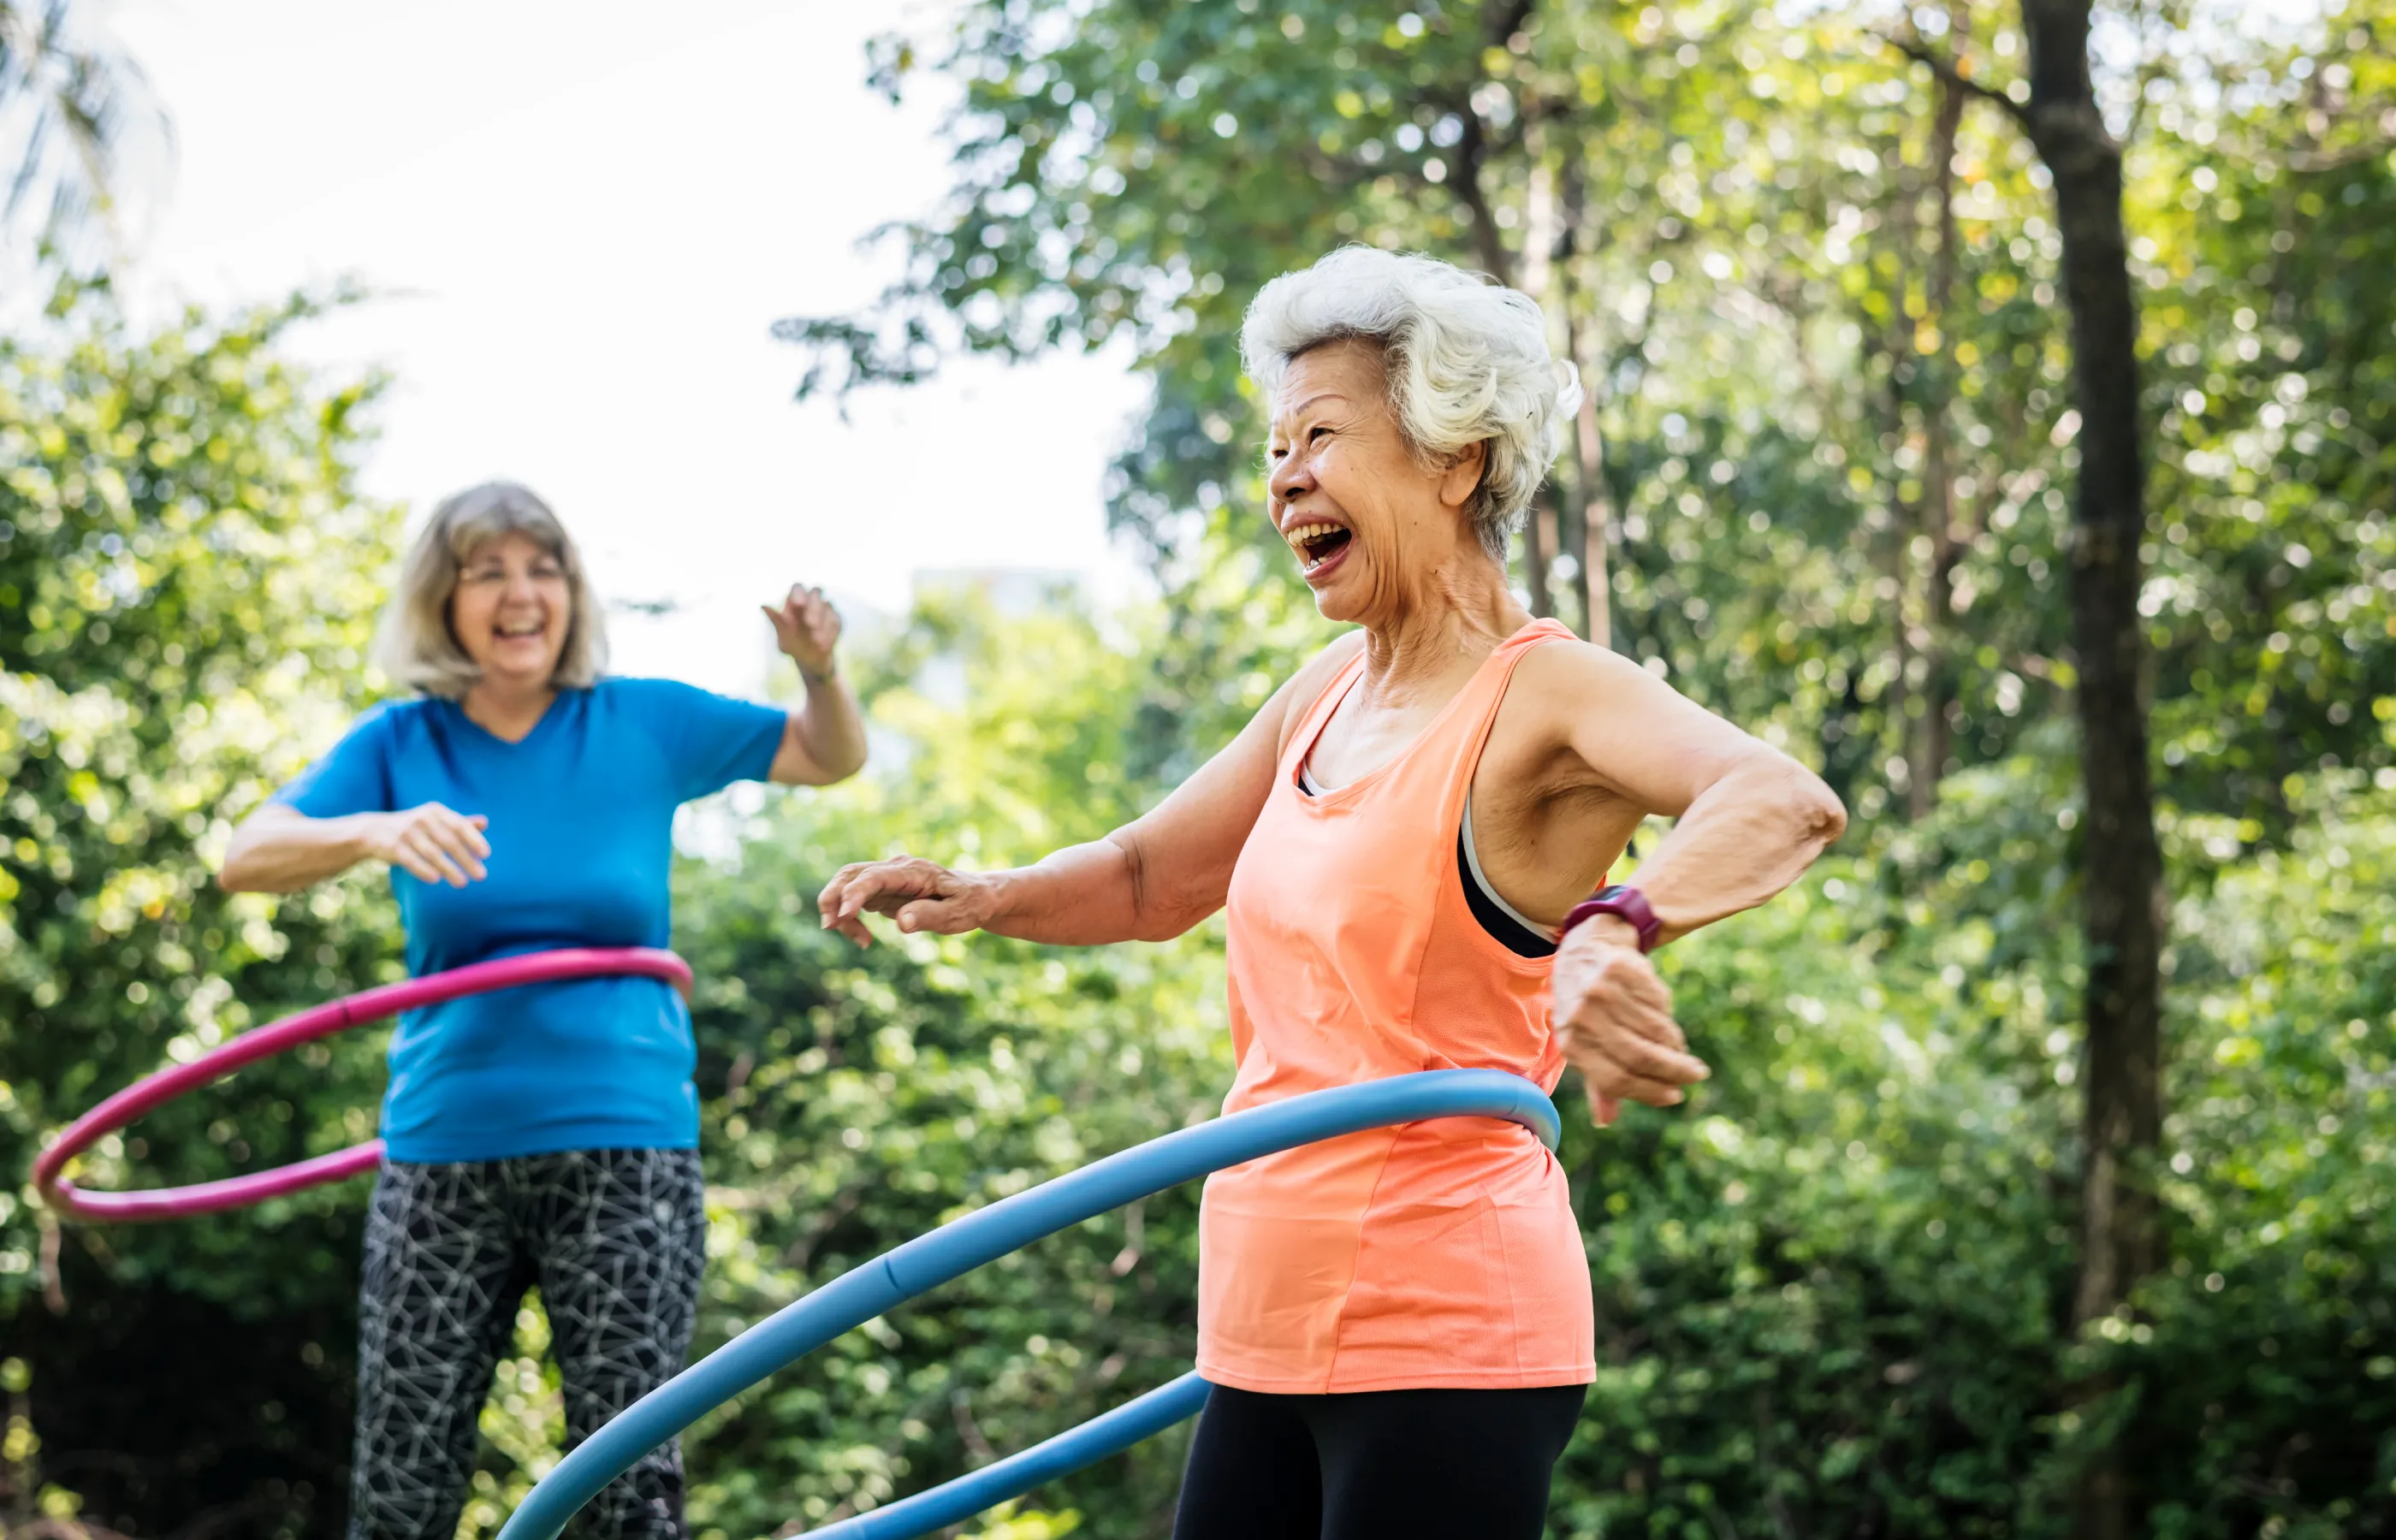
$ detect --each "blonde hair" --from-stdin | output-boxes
[373,482,608,698]
[1241,246,1580,561]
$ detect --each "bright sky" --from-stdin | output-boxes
[105,0,1152,696]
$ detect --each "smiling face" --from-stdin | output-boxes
[1266,341,1488,626]
[448,531,572,693]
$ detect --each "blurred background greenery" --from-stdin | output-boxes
[3,1,2393,1537]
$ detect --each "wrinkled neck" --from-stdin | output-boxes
[1355,546,1530,703]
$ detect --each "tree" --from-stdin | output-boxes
[1,276,400,1537]
[767,3,2393,1534]
[15,6,2396,1537]
[2014,13,2163,1537]
[1889,5,2163,1530]
[775,0,2097,820]
[0,1,169,269]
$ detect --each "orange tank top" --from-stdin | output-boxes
[1197,619,1597,1394]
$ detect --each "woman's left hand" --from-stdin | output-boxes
[1550,921,1711,1127]
[763,583,843,679]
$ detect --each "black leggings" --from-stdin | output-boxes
[1173,1382,1586,1540]
[348,1148,706,1540]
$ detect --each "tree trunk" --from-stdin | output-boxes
[1913,16,1968,817]
[1876,145,1917,814]
[1521,137,1557,622]
[1456,0,1535,287]
[1526,503,1556,619]
[1554,156,1613,645]
[2017,3,2166,1536]
[1572,377,1612,646]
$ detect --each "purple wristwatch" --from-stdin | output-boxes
[1559,885,1662,954]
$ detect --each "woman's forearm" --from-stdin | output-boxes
[797,672,868,780]
[771,672,869,785]
[1624,755,1846,944]
[219,808,386,894]
[819,652,1298,949]
[975,822,1226,946]
[976,835,1156,945]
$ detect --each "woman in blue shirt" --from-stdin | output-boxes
[220,481,865,1540]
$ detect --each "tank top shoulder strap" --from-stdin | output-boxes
[1451,618,1577,735]
[1409,618,1579,821]
[1277,641,1369,777]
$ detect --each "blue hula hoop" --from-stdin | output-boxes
[497,1069,1563,1540]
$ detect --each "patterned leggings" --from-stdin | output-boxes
[348,1148,707,1540]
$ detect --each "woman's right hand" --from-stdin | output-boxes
[366,803,492,887]
[817,856,999,946]
[1550,918,1710,1127]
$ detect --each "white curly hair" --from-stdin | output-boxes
[1239,246,1581,560]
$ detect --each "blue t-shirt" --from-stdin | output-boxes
[273,678,786,1162]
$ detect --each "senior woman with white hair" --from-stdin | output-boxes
[219,483,867,1540]
[818,247,1846,1537]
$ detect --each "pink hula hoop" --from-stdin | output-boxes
[33,947,693,1224]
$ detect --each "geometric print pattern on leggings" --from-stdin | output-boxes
[349,1147,707,1540]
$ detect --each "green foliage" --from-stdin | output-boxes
[758,9,2396,1525]
[7,305,2394,1536]
[2128,780,2396,1537]
[666,594,1232,1539]
[0,275,401,1536]
[678,619,2387,1539]
[10,3,2396,1538]
[786,0,2396,832]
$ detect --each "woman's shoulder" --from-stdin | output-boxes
[1284,630,1367,705]
[1265,632,1368,755]
[589,674,751,707]
[584,675,706,711]
[1510,632,1664,695]
[1298,629,1369,681]
[347,695,438,738]
[1503,631,1711,751]
[305,695,437,769]
[586,675,774,728]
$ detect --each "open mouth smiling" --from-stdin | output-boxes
[1284,520,1353,575]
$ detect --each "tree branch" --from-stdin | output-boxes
[1450,104,1516,285]
[2284,135,2396,173]
[1444,0,1538,286]
[1486,0,1537,49]
[1876,32,2032,131]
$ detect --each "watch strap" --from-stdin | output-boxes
[1560,885,1662,953]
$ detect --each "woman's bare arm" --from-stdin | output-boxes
[767,672,869,786]
[761,583,869,785]
[219,803,491,894]
[1515,642,1846,1126]
[1520,641,1847,939]
[817,637,1361,947]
